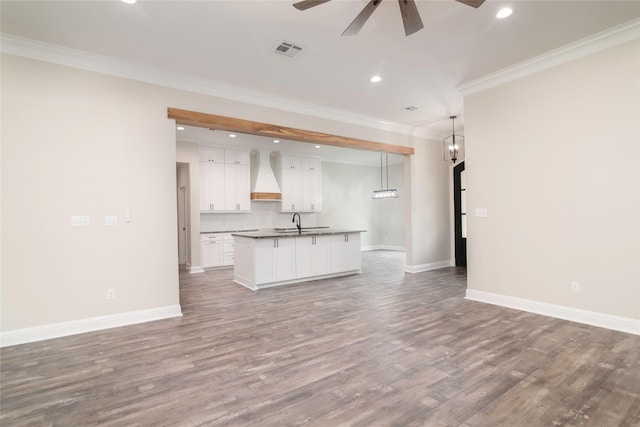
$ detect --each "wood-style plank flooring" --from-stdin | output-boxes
[1,251,639,426]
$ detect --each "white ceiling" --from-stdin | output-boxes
[2,0,638,164]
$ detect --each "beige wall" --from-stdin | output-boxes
[1,53,450,332]
[464,40,640,319]
[405,139,452,269]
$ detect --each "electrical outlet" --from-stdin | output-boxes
[571,282,580,294]
[107,289,116,300]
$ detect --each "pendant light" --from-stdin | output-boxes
[443,115,464,163]
[372,153,398,199]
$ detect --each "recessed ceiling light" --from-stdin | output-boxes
[370,75,382,83]
[121,0,136,4]
[176,126,185,131]
[496,7,513,19]
[315,145,321,149]
[229,134,237,138]
[273,139,280,143]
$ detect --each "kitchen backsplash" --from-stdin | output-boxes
[200,201,319,232]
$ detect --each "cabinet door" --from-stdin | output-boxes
[302,168,322,211]
[224,164,251,211]
[330,233,361,273]
[200,162,225,211]
[200,147,225,163]
[280,167,302,212]
[296,235,331,278]
[201,240,223,268]
[254,239,275,284]
[235,164,251,211]
[224,149,250,166]
[273,237,296,281]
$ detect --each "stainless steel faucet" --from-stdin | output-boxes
[292,212,301,234]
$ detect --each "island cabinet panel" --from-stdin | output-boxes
[295,235,331,279]
[330,233,361,273]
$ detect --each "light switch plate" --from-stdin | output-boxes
[475,208,489,218]
[105,215,118,226]
[71,216,90,227]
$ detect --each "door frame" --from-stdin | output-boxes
[453,161,466,267]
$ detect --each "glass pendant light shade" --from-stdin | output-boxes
[443,116,464,163]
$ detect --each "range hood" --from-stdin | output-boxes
[250,150,282,201]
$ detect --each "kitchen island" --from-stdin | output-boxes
[232,229,364,290]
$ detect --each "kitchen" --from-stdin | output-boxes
[176,123,407,287]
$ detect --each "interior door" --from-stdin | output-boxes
[453,162,467,267]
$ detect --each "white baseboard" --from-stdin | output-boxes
[405,260,453,273]
[188,265,205,274]
[465,289,640,336]
[361,245,406,252]
[0,305,183,348]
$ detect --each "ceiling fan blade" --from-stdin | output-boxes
[455,0,485,8]
[398,0,424,36]
[342,0,383,36]
[293,0,331,11]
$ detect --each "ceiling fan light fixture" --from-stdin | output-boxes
[496,7,513,19]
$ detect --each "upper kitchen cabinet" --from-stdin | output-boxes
[275,153,322,213]
[200,147,251,213]
[200,147,225,163]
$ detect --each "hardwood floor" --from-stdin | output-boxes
[1,251,639,426]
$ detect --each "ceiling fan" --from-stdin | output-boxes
[293,0,485,36]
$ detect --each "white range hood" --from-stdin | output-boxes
[250,149,282,201]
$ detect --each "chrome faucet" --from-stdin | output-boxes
[292,212,302,234]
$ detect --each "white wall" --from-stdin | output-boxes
[464,40,640,321]
[1,52,447,337]
[404,139,453,271]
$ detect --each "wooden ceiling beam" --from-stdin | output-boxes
[168,108,414,156]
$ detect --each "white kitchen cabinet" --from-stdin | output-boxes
[276,154,322,212]
[330,233,361,273]
[224,163,250,211]
[295,235,331,278]
[236,236,296,286]
[200,147,225,163]
[201,233,235,268]
[225,149,250,166]
[280,167,303,212]
[199,162,225,212]
[201,234,224,268]
[199,147,250,213]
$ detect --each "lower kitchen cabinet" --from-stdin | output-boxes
[233,232,362,290]
[200,233,234,268]
[330,233,362,273]
[237,237,296,285]
[296,235,331,278]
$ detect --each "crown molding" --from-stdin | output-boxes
[0,33,433,139]
[458,18,640,96]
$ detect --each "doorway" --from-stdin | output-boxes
[176,162,190,267]
[453,162,466,267]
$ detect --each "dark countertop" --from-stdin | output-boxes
[232,229,366,239]
[201,229,258,234]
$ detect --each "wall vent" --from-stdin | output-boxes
[273,40,306,58]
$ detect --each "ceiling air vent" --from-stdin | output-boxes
[404,106,419,111]
[273,40,306,58]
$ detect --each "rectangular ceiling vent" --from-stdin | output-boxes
[273,40,306,58]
